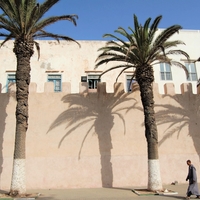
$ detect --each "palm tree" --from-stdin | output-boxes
[0,0,79,195]
[95,14,189,191]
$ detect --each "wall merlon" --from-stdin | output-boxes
[180,83,193,94]
[114,83,125,94]
[8,83,16,93]
[153,83,159,94]
[197,85,200,94]
[29,82,37,93]
[79,82,88,93]
[62,82,71,93]
[97,82,106,95]
[164,83,175,95]
[44,82,54,92]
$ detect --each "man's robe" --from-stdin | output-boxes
[186,164,200,196]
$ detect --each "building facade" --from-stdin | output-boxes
[0,29,200,190]
[0,29,200,94]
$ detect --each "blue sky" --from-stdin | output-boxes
[42,0,200,40]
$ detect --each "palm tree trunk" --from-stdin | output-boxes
[136,65,162,191]
[10,39,33,195]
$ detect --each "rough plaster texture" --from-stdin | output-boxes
[0,82,199,190]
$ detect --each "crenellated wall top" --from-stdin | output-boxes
[0,82,199,95]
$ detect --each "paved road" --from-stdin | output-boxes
[26,183,192,200]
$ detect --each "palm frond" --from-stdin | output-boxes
[96,54,130,67]
[97,46,125,56]
[34,15,78,33]
[0,33,13,47]
[115,65,135,82]
[0,14,19,34]
[148,15,162,42]
[170,60,189,78]
[33,30,80,47]
[154,25,182,47]
[98,65,134,78]
[103,33,129,48]
[34,41,40,60]
[151,54,171,64]
[162,40,185,51]
[0,0,19,28]
[166,49,190,60]
[25,2,40,35]
[24,0,37,26]
[115,27,135,44]
[37,0,59,21]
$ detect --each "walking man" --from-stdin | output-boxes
[186,160,200,199]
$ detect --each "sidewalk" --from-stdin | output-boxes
[27,183,190,200]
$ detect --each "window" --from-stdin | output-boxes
[160,63,172,80]
[126,75,136,92]
[81,76,87,82]
[88,75,100,89]
[47,74,62,92]
[185,62,197,81]
[7,74,16,92]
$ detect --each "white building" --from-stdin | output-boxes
[0,29,200,94]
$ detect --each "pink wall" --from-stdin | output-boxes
[0,82,200,190]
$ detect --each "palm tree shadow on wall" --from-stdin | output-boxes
[155,84,200,157]
[0,84,15,188]
[47,83,138,187]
